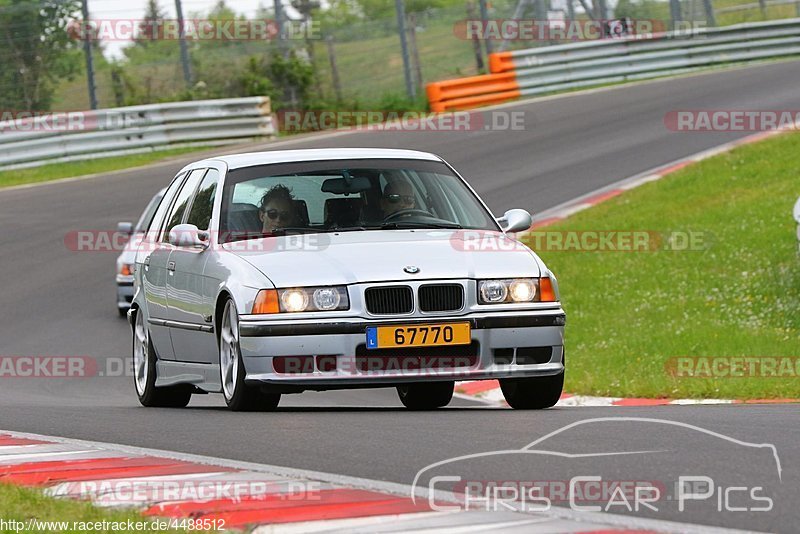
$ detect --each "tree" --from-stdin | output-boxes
[136,0,166,44]
[356,0,461,18]
[0,0,83,111]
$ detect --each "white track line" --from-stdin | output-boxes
[1,429,757,534]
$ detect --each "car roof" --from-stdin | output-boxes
[191,148,444,170]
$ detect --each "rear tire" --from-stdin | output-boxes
[219,299,281,412]
[132,309,192,408]
[500,372,564,410]
[397,381,454,410]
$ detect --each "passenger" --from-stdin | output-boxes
[381,180,416,218]
[258,185,300,232]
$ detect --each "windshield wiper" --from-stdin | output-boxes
[325,226,368,232]
[378,221,463,230]
[265,227,321,235]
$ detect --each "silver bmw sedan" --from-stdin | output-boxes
[129,148,565,411]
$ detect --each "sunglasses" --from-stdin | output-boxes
[264,209,292,221]
[384,194,415,204]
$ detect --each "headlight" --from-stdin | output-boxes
[252,287,350,314]
[280,289,309,312]
[312,287,341,310]
[479,280,507,303]
[478,278,557,304]
[509,279,535,302]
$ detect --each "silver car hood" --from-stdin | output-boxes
[225,230,542,287]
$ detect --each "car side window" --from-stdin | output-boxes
[162,169,207,242]
[186,169,219,232]
[146,172,187,238]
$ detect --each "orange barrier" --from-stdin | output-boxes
[426,71,519,112]
[488,51,515,73]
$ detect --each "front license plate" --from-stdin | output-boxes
[366,323,471,349]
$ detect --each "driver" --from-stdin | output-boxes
[381,180,416,218]
[258,184,300,232]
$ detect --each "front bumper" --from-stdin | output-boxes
[116,280,134,309]
[238,310,565,389]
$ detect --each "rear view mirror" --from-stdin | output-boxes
[321,176,371,195]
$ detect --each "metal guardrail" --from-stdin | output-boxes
[0,96,275,170]
[427,18,800,112]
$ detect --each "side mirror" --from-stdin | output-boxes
[793,196,800,224]
[117,222,134,235]
[497,209,532,233]
[169,224,209,248]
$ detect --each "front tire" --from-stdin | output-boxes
[397,381,454,410]
[500,372,564,409]
[219,299,281,412]
[132,309,192,408]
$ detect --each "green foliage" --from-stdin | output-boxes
[0,0,83,111]
[614,0,671,21]
[357,0,469,19]
[238,56,278,99]
[267,51,315,107]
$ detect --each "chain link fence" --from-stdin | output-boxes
[4,0,798,115]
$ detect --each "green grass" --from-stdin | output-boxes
[0,483,185,533]
[0,146,211,189]
[714,0,800,25]
[522,132,800,399]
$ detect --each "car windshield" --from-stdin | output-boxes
[219,158,498,243]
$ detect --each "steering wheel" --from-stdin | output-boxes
[383,208,435,222]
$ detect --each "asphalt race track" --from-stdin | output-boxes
[1,62,799,532]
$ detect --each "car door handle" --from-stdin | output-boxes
[167,261,176,272]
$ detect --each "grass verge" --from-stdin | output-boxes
[0,483,185,533]
[0,146,212,189]
[522,132,800,399]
